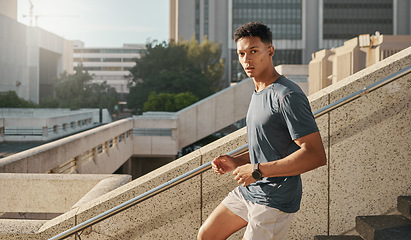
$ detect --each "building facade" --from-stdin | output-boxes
[170,0,411,85]
[72,42,146,101]
[308,33,411,94]
[0,1,73,104]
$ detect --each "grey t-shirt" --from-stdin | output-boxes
[239,75,318,213]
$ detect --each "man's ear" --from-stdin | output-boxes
[268,45,275,57]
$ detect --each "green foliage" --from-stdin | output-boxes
[40,67,119,113]
[0,91,38,108]
[143,91,198,112]
[127,37,225,114]
[183,37,225,92]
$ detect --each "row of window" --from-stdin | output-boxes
[74,66,132,71]
[324,19,392,24]
[233,0,301,9]
[323,0,393,39]
[324,3,393,9]
[73,58,136,62]
[232,0,302,40]
[232,23,301,39]
[233,9,302,21]
[74,49,146,54]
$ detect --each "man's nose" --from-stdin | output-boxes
[244,54,252,62]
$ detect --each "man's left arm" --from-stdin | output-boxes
[233,131,326,186]
[260,131,326,177]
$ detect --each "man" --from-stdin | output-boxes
[197,22,327,240]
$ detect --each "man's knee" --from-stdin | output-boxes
[197,224,210,240]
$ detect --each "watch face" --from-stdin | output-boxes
[252,170,262,180]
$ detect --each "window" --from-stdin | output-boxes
[232,0,302,39]
[323,0,393,39]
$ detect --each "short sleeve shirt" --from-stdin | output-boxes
[239,75,319,213]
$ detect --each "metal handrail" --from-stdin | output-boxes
[49,144,249,240]
[49,65,410,240]
[313,65,411,118]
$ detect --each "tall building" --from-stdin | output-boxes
[170,0,411,84]
[0,0,73,104]
[73,42,146,101]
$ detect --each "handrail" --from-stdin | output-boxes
[48,144,249,240]
[49,65,411,240]
[313,65,411,118]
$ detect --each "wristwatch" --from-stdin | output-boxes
[252,163,262,180]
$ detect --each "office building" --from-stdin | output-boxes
[0,0,73,104]
[170,0,411,84]
[73,42,146,101]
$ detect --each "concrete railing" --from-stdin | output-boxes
[0,108,112,142]
[0,118,134,174]
[1,47,409,239]
[132,78,254,156]
[0,173,131,237]
[176,78,254,149]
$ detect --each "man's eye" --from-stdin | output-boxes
[251,50,257,53]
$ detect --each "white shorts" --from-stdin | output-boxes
[222,187,295,240]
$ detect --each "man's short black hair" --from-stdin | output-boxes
[234,22,272,44]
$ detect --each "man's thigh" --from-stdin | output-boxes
[198,203,247,240]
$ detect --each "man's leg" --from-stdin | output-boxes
[197,203,247,240]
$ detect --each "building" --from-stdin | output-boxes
[0,0,73,104]
[170,0,411,85]
[0,108,111,143]
[308,33,411,94]
[73,42,146,101]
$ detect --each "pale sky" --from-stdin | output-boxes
[17,0,169,47]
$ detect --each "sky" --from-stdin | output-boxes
[17,0,169,47]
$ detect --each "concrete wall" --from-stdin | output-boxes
[306,46,411,236]
[129,77,254,157]
[0,173,130,239]
[0,118,133,174]
[1,46,409,239]
[132,112,178,157]
[177,77,254,149]
[0,174,130,214]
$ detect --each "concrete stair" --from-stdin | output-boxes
[315,196,411,240]
[315,236,363,240]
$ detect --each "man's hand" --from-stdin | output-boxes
[233,164,256,187]
[211,155,238,175]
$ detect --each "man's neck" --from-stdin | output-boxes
[253,69,281,92]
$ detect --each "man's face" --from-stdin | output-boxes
[236,36,273,78]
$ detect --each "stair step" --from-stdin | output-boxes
[397,196,411,221]
[314,236,363,240]
[356,215,411,240]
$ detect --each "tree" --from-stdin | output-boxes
[143,91,198,112]
[127,38,225,114]
[41,66,119,113]
[184,37,225,92]
[0,91,38,108]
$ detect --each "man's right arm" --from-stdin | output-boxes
[211,152,250,175]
